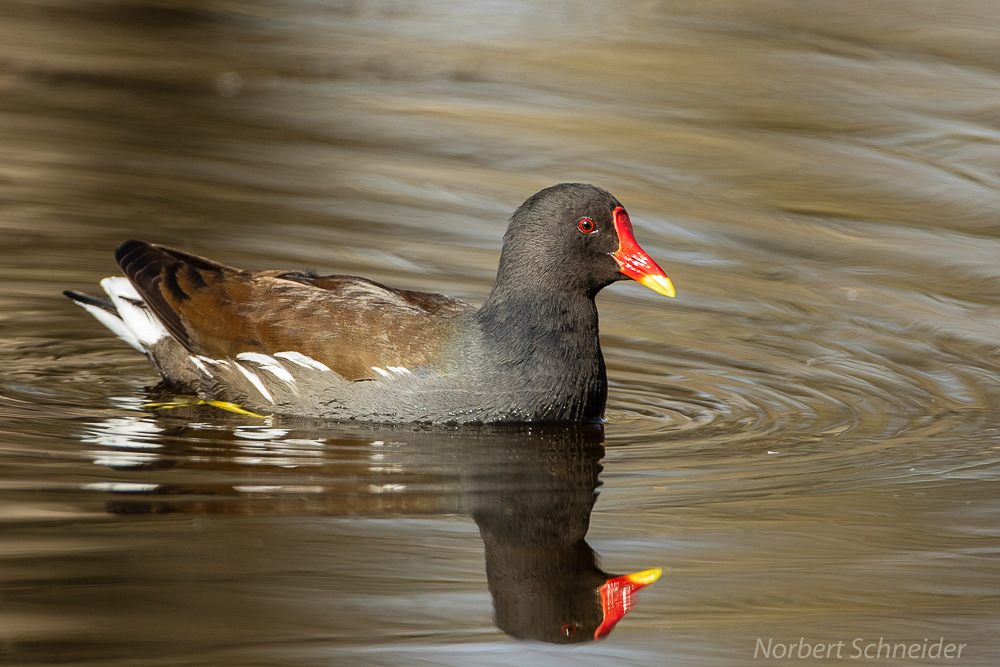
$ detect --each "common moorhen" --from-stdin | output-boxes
[65,183,674,423]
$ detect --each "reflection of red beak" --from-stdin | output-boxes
[611,207,675,297]
[593,567,662,640]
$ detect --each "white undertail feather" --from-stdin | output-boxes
[99,277,168,349]
[73,281,331,404]
[74,299,145,353]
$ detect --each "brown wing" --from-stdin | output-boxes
[114,240,472,380]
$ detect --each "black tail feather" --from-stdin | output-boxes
[63,289,114,313]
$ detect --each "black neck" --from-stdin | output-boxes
[475,283,607,421]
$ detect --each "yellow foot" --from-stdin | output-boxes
[143,398,268,419]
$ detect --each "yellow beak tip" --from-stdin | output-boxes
[628,567,664,585]
[639,275,676,298]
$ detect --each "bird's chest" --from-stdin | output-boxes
[475,330,607,421]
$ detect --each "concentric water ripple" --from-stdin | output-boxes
[603,292,1000,446]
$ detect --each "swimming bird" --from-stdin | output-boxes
[64,183,674,423]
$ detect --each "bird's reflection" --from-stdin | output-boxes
[83,402,660,643]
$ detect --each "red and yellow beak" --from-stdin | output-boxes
[593,567,662,640]
[611,207,675,297]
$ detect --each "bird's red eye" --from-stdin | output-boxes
[578,218,595,233]
[561,623,579,637]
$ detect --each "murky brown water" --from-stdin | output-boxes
[3,1,1000,664]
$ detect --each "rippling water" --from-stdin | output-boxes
[3,1,1000,664]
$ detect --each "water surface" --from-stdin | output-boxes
[2,1,1000,664]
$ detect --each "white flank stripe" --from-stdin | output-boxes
[387,366,411,375]
[236,352,296,384]
[197,355,230,367]
[189,356,211,375]
[274,351,332,372]
[370,366,390,378]
[100,277,167,346]
[233,362,275,403]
